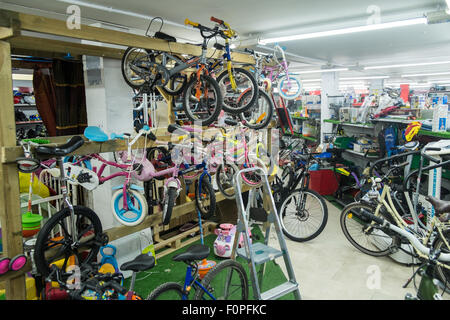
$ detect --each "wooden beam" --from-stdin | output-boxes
[0,27,15,40]
[9,35,125,60]
[0,40,26,300]
[0,9,254,64]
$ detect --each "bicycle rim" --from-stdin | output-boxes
[239,90,274,130]
[147,282,184,300]
[277,75,302,100]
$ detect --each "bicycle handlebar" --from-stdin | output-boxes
[210,16,224,25]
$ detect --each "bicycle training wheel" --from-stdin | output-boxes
[278,189,328,242]
[182,74,223,127]
[33,206,104,277]
[239,89,274,130]
[194,259,248,300]
[340,202,400,257]
[277,75,302,100]
[216,67,259,114]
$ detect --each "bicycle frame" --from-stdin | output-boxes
[182,264,215,300]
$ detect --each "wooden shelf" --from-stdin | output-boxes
[418,130,450,139]
[15,121,42,125]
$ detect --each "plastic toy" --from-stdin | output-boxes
[213,223,251,258]
[98,244,120,274]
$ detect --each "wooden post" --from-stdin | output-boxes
[0,40,26,300]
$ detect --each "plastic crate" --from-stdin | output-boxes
[309,169,341,196]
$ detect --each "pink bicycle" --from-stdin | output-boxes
[65,125,185,226]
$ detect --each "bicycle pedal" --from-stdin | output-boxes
[249,208,268,222]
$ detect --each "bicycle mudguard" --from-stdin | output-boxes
[84,126,109,142]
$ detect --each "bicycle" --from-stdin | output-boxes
[340,161,450,286]
[147,244,248,300]
[43,251,155,300]
[271,147,328,242]
[121,18,224,126]
[353,199,450,300]
[18,136,109,278]
[206,16,259,115]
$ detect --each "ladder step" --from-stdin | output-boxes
[260,281,299,300]
[237,242,284,265]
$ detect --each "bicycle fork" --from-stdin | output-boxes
[57,157,78,245]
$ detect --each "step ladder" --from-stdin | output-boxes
[230,166,301,300]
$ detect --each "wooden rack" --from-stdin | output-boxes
[0,9,259,299]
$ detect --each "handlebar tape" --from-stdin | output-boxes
[210,16,224,25]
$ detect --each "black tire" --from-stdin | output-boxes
[239,90,274,130]
[195,175,216,220]
[216,67,258,114]
[162,186,177,225]
[193,259,248,300]
[146,146,172,181]
[34,206,104,277]
[280,166,294,190]
[216,163,239,200]
[340,202,399,257]
[182,75,222,127]
[161,73,188,97]
[432,229,450,286]
[147,282,184,300]
[121,47,154,89]
[278,189,328,242]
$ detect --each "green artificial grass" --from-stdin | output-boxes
[125,225,296,300]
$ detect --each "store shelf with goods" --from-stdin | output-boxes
[323,119,375,129]
[293,132,318,142]
[15,121,43,125]
[418,129,450,139]
[14,104,36,109]
[344,149,380,159]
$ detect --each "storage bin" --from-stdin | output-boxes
[308,169,340,195]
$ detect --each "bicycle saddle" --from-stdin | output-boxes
[35,136,84,157]
[84,126,109,142]
[120,254,155,272]
[154,31,177,43]
[172,244,210,262]
[426,196,450,216]
[213,43,225,51]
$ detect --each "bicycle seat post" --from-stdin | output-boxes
[56,156,78,242]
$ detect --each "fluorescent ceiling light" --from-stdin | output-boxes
[365,60,450,70]
[341,76,389,80]
[294,68,349,74]
[447,0,450,14]
[402,71,450,77]
[301,79,321,82]
[12,74,33,81]
[259,17,427,44]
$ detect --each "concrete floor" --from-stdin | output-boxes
[267,200,448,300]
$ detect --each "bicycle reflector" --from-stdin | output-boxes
[15,157,41,173]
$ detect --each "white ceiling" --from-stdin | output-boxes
[2,0,450,86]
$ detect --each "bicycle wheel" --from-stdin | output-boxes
[162,186,178,225]
[216,163,240,200]
[433,229,450,286]
[340,202,399,257]
[240,158,267,188]
[279,189,328,242]
[111,189,148,227]
[121,47,155,89]
[194,259,248,300]
[239,90,274,130]
[216,67,258,114]
[280,166,294,190]
[151,52,188,96]
[34,206,104,277]
[195,175,216,220]
[147,282,184,300]
[182,74,223,127]
[277,75,302,100]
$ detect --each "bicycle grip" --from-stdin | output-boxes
[185,18,199,27]
[210,16,224,25]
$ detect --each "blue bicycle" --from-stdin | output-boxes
[147,244,248,300]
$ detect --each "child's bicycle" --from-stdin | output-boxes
[147,244,248,300]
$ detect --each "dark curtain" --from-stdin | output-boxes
[33,68,58,137]
[52,59,88,136]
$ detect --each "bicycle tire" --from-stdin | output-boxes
[239,89,274,130]
[279,189,328,242]
[432,228,450,286]
[340,202,399,257]
[240,157,266,188]
[162,186,177,225]
[182,75,223,127]
[34,206,104,277]
[216,67,259,114]
[121,47,155,89]
[280,166,294,190]
[216,163,240,200]
[111,189,148,227]
[161,73,188,96]
[147,282,184,300]
[193,259,248,300]
[195,175,216,220]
